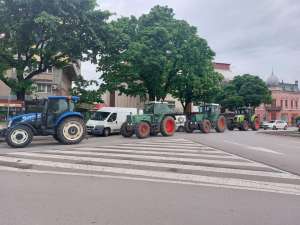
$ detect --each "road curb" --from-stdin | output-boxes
[258,131,300,138]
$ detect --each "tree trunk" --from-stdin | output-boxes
[184,101,192,114]
[16,91,25,101]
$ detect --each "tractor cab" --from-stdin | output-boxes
[4,96,85,148]
[143,102,173,115]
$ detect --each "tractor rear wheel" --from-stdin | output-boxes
[184,121,194,133]
[161,116,176,137]
[241,121,249,131]
[6,125,33,148]
[121,122,134,138]
[251,117,260,131]
[136,122,151,139]
[56,117,86,145]
[201,119,211,134]
[215,116,226,133]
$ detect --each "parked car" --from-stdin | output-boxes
[175,114,186,132]
[86,107,138,136]
[263,120,288,130]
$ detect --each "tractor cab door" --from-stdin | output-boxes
[46,99,69,129]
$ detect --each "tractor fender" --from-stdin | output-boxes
[54,112,84,127]
[10,122,38,135]
[163,114,176,120]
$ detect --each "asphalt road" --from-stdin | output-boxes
[0,130,300,225]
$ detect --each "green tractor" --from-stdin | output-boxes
[121,102,176,139]
[185,103,226,134]
[226,107,260,131]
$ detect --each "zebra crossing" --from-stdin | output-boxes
[0,138,300,195]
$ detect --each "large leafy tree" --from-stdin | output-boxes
[70,75,103,104]
[216,74,272,110]
[99,6,219,104]
[0,0,110,100]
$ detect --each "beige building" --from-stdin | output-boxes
[0,61,80,99]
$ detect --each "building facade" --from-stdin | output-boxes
[0,62,80,120]
[255,72,300,125]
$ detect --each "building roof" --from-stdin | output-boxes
[278,81,299,92]
[213,62,231,71]
[266,71,279,87]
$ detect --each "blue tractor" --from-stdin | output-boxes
[2,96,86,148]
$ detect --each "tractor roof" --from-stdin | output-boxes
[48,96,80,102]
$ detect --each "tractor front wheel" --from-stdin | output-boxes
[216,116,226,133]
[56,117,86,145]
[136,122,151,139]
[251,117,260,131]
[184,121,194,133]
[201,120,211,134]
[121,122,134,138]
[6,125,33,148]
[161,116,176,137]
[241,121,249,131]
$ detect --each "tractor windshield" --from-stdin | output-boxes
[91,111,110,121]
[144,104,154,114]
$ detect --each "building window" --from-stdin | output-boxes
[296,101,298,109]
[291,100,294,108]
[271,99,276,107]
[285,100,288,108]
[280,100,283,107]
[37,83,52,93]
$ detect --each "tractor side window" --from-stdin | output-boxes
[107,113,117,122]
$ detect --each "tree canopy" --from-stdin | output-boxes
[70,75,103,104]
[99,5,220,106]
[216,74,272,110]
[0,0,110,100]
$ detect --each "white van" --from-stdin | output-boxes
[86,107,138,136]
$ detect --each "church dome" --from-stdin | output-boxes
[266,71,279,87]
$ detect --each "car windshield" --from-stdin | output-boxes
[91,111,110,121]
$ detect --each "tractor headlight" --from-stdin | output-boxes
[178,117,184,123]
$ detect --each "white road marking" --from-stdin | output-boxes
[11,151,267,168]
[72,147,241,160]
[6,152,291,179]
[98,145,221,154]
[120,143,209,149]
[224,140,284,155]
[0,155,299,196]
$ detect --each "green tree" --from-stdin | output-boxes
[216,74,271,110]
[70,75,103,104]
[99,5,219,104]
[0,0,110,100]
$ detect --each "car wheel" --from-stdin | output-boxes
[103,128,111,137]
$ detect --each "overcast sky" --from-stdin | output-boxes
[82,0,300,83]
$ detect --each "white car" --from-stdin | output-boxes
[263,120,288,130]
[86,107,138,136]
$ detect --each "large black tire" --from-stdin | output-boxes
[200,119,211,134]
[251,117,260,131]
[184,121,194,133]
[6,125,33,148]
[215,116,226,133]
[53,134,60,142]
[121,122,134,138]
[56,117,86,145]
[227,120,234,131]
[241,121,249,131]
[136,122,151,139]
[160,116,176,137]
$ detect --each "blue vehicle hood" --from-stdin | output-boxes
[9,113,42,127]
